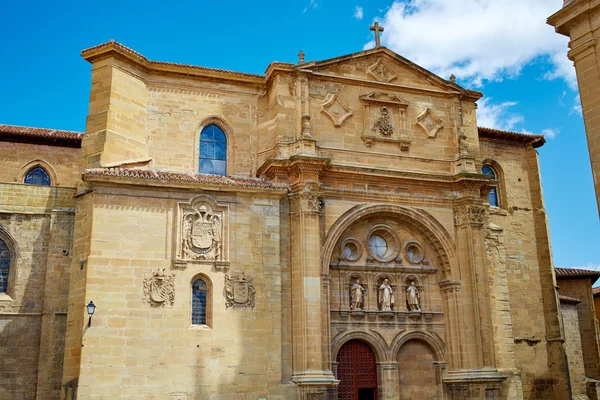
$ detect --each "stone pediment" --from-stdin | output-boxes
[300,47,473,96]
[359,92,409,108]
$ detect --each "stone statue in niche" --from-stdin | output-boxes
[143,269,175,307]
[349,278,365,310]
[372,106,394,136]
[406,281,421,311]
[183,203,222,261]
[378,278,394,311]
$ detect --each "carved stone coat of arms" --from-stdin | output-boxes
[224,273,255,309]
[174,195,229,270]
[143,269,175,306]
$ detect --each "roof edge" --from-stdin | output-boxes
[478,126,546,148]
[81,40,266,84]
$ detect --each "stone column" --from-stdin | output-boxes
[288,159,337,399]
[377,361,399,400]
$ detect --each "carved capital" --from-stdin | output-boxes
[454,204,487,226]
[290,185,323,214]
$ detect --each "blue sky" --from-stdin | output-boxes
[0,0,597,271]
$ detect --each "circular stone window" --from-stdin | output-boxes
[366,225,400,262]
[340,237,362,261]
[404,240,425,264]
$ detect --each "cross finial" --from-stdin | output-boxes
[370,22,384,48]
[298,50,305,64]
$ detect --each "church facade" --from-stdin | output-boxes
[0,35,593,399]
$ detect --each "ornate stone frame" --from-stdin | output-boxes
[366,58,398,83]
[321,94,353,127]
[366,224,401,263]
[403,239,425,264]
[18,159,58,186]
[359,92,411,151]
[339,237,363,262]
[173,194,230,271]
[416,108,443,138]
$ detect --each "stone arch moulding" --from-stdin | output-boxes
[190,272,213,328]
[481,158,507,209]
[0,224,20,300]
[17,159,58,186]
[390,330,446,362]
[322,204,457,280]
[331,329,389,363]
[194,115,236,176]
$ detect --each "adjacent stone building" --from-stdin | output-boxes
[548,0,600,214]
[0,36,596,399]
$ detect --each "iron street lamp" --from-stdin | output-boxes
[86,300,96,327]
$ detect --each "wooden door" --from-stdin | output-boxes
[337,339,378,400]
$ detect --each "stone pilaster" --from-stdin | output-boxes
[287,158,338,397]
[377,361,399,400]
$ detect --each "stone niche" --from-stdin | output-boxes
[330,215,442,327]
[359,92,411,151]
[172,194,230,271]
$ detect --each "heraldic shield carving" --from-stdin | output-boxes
[143,269,175,307]
[175,195,229,271]
[224,272,255,309]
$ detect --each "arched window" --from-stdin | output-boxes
[192,278,209,325]
[482,165,499,207]
[24,166,51,186]
[199,125,227,176]
[0,239,10,293]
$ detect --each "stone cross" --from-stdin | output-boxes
[370,22,384,47]
[298,50,305,64]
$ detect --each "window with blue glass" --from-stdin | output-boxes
[24,167,51,186]
[0,239,10,293]
[199,125,227,176]
[482,165,499,207]
[192,279,208,325]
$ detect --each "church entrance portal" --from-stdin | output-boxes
[336,339,378,400]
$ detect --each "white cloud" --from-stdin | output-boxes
[354,6,364,20]
[571,94,583,116]
[303,0,318,12]
[476,98,523,131]
[367,0,575,87]
[541,128,559,139]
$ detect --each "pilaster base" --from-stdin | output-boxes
[292,370,339,400]
[443,368,506,399]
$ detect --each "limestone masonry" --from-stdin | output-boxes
[1,35,599,400]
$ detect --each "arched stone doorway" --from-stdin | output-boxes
[397,339,438,399]
[336,339,378,400]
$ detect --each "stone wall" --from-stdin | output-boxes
[557,278,600,380]
[0,141,81,187]
[0,183,75,399]
[65,183,295,399]
[560,300,588,400]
